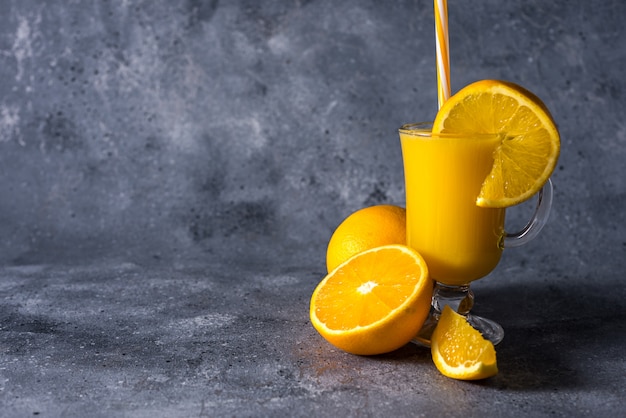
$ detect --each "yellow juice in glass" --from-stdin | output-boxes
[399,123,505,286]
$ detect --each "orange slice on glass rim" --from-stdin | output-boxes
[432,79,560,208]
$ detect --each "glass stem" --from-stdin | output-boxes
[413,280,504,346]
[431,282,474,318]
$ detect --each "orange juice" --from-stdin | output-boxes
[399,123,505,285]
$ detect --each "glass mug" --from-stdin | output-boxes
[399,122,553,345]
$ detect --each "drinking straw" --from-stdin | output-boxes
[434,0,451,109]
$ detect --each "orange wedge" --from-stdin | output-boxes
[310,245,432,355]
[432,80,560,208]
[431,306,498,380]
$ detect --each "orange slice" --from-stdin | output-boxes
[431,306,498,380]
[432,79,560,208]
[310,245,432,355]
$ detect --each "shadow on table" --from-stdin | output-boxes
[469,277,626,391]
[373,341,432,363]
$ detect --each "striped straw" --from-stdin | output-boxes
[434,0,451,109]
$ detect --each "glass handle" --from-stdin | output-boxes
[503,178,553,248]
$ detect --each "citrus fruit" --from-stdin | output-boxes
[432,79,560,208]
[310,244,432,355]
[326,205,406,273]
[430,306,498,380]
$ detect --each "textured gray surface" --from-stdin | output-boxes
[0,0,625,416]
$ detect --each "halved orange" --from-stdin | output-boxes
[432,80,560,208]
[431,306,498,380]
[310,244,432,355]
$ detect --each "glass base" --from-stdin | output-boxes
[411,282,504,347]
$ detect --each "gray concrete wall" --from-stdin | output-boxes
[1,1,623,277]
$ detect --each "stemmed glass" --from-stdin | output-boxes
[399,122,553,345]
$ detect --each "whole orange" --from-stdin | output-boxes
[326,205,406,273]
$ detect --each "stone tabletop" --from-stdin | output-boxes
[1,1,625,417]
